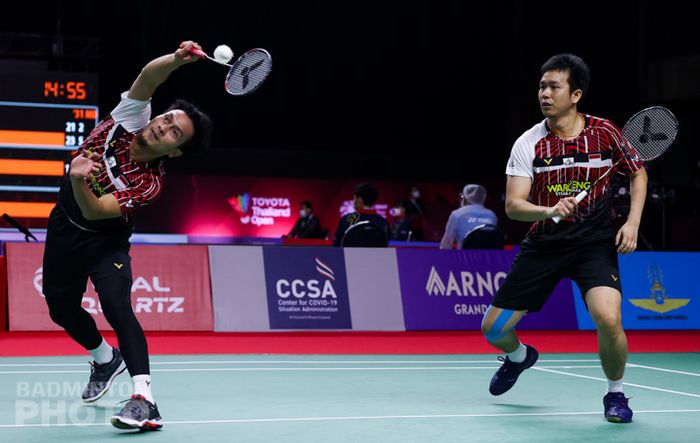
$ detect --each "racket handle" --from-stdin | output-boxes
[551,190,588,224]
[188,48,207,59]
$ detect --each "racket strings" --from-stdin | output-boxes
[225,49,272,96]
[621,107,678,161]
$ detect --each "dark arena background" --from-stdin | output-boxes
[0,1,698,442]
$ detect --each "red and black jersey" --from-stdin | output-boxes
[506,114,643,246]
[58,93,164,233]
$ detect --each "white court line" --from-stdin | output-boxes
[533,367,700,399]
[2,409,700,428]
[0,359,601,367]
[0,365,607,375]
[627,363,700,378]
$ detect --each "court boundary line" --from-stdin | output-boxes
[2,409,700,429]
[0,359,602,367]
[0,365,607,375]
[627,363,700,378]
[533,367,700,398]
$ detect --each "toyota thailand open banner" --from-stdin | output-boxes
[396,249,578,330]
[5,242,213,331]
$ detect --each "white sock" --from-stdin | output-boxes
[132,374,155,404]
[88,339,113,365]
[507,343,527,363]
[607,378,624,393]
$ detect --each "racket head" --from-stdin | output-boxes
[621,106,678,161]
[225,48,272,96]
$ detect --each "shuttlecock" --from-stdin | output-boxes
[213,45,233,64]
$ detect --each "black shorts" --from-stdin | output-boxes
[42,205,132,301]
[492,239,622,312]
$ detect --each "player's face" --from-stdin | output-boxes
[141,110,195,158]
[538,70,581,118]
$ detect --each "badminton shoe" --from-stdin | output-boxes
[603,392,633,423]
[82,348,127,403]
[111,394,163,431]
[489,344,539,395]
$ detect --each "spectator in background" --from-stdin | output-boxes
[333,182,389,246]
[404,185,425,240]
[440,184,498,249]
[287,200,325,239]
[390,200,412,241]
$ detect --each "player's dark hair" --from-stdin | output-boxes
[165,99,213,156]
[354,182,379,207]
[541,53,590,97]
[300,200,313,210]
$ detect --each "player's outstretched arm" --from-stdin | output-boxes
[127,40,202,101]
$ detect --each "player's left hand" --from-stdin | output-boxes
[175,41,202,64]
[615,221,639,254]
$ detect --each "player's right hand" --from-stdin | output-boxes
[69,152,102,180]
[549,196,579,219]
[175,40,202,64]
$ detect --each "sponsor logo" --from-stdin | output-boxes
[544,158,553,165]
[628,264,691,314]
[33,267,184,314]
[276,257,338,300]
[113,263,124,269]
[546,180,591,196]
[563,157,575,166]
[227,193,291,226]
[425,266,507,297]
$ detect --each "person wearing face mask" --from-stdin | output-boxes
[404,185,425,240]
[287,201,325,239]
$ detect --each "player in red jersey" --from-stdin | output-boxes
[480,54,647,423]
[42,40,212,431]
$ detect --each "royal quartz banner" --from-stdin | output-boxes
[396,249,578,330]
[5,242,213,331]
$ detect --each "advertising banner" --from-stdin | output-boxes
[397,249,578,330]
[6,242,213,331]
[574,252,700,330]
[263,247,352,329]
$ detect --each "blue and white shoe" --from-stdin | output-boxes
[604,392,633,423]
[489,344,539,395]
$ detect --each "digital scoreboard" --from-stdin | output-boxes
[0,71,99,225]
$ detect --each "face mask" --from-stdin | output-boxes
[412,191,420,199]
[299,209,308,218]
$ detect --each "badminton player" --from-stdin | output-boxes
[42,40,212,431]
[480,53,647,423]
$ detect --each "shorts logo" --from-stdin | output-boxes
[113,263,124,269]
[611,274,618,282]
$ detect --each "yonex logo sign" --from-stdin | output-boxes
[424,266,507,297]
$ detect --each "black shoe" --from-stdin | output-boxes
[111,394,163,431]
[604,392,633,423]
[82,348,127,403]
[489,344,539,395]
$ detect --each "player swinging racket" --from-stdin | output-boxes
[42,40,212,431]
[480,53,648,423]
